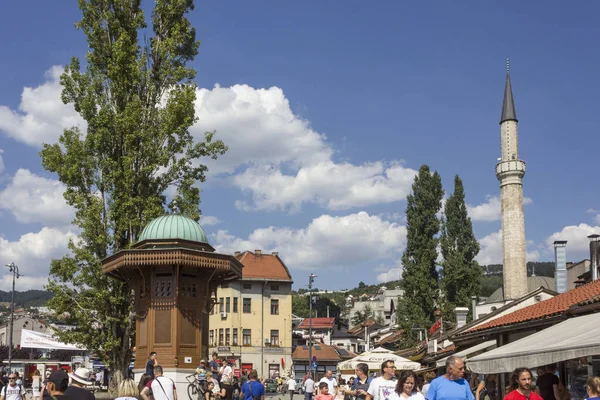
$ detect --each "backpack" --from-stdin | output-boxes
[249,381,262,400]
[1,384,23,400]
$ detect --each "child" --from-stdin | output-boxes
[196,360,208,390]
[316,382,334,400]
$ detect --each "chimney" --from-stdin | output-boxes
[471,296,478,321]
[272,252,278,256]
[553,240,568,293]
[454,307,469,329]
[234,251,241,256]
[255,249,262,256]
[588,235,600,281]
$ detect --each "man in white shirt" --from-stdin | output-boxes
[366,360,397,400]
[287,377,297,400]
[141,365,178,400]
[303,374,315,400]
[0,373,25,400]
[319,370,337,396]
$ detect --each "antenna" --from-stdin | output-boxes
[506,58,510,74]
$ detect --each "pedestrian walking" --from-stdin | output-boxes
[65,367,95,400]
[140,366,177,400]
[240,370,264,400]
[391,371,424,400]
[504,368,543,400]
[366,360,397,400]
[425,356,473,400]
[320,371,338,397]
[535,365,560,400]
[304,375,315,400]
[287,376,297,400]
[115,378,140,400]
[146,353,158,379]
[585,376,600,400]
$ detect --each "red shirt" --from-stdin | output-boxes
[505,390,543,400]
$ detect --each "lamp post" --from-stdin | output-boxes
[308,273,316,378]
[6,262,21,373]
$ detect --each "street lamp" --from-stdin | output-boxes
[6,262,22,373]
[308,273,316,378]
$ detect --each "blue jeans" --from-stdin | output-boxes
[305,393,313,400]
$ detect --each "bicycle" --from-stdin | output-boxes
[186,374,206,400]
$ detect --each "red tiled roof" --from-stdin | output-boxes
[236,251,292,281]
[464,279,600,333]
[297,317,336,329]
[348,318,378,334]
[377,330,404,345]
[292,344,341,362]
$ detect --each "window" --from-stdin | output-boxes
[226,297,231,313]
[209,330,214,346]
[243,283,252,290]
[270,330,279,346]
[219,297,224,313]
[219,328,224,345]
[243,329,251,345]
[270,285,279,291]
[233,297,238,313]
[225,328,230,345]
[270,299,279,315]
[243,298,251,313]
[233,328,238,345]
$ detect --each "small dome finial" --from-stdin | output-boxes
[506,58,510,74]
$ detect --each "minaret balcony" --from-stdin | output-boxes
[495,159,526,183]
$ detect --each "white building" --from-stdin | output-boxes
[347,286,403,327]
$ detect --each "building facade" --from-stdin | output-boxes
[208,250,293,379]
[0,317,50,348]
[347,286,403,328]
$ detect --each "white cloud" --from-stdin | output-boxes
[376,260,403,283]
[468,195,533,222]
[0,66,86,147]
[0,149,4,175]
[587,208,597,214]
[212,211,406,270]
[200,215,220,226]
[476,229,540,265]
[546,223,600,254]
[232,161,417,212]
[0,169,74,226]
[0,227,76,290]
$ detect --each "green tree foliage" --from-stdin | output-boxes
[39,0,226,388]
[440,175,482,320]
[351,304,374,326]
[397,165,444,341]
[292,295,310,318]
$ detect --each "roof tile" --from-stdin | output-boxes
[236,251,292,281]
[465,279,600,333]
[297,317,336,329]
[292,344,342,362]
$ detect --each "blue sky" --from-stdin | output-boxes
[0,1,599,290]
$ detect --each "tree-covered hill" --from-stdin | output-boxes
[0,290,54,308]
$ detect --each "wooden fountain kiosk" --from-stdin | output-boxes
[101,214,242,382]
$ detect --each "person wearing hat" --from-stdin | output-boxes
[0,372,25,400]
[65,367,95,400]
[45,370,72,400]
[196,360,208,389]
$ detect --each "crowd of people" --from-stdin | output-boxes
[290,357,600,400]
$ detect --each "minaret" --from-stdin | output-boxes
[496,59,528,300]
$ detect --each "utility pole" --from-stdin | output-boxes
[6,262,21,373]
[308,273,316,379]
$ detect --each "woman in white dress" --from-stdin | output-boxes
[31,370,42,400]
[390,371,425,400]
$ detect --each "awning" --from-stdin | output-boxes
[436,340,496,368]
[20,329,85,351]
[337,347,421,372]
[468,313,600,374]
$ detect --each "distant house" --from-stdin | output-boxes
[297,317,336,345]
[347,286,403,327]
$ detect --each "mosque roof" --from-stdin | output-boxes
[138,214,208,243]
[485,276,555,303]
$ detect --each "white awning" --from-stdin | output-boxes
[436,340,496,368]
[20,329,85,350]
[468,313,600,374]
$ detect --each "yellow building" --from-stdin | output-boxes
[208,250,293,379]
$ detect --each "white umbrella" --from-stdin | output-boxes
[337,347,421,372]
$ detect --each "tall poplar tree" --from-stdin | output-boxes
[39,0,226,387]
[440,175,482,320]
[397,165,444,340]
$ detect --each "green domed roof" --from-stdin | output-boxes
[139,215,208,243]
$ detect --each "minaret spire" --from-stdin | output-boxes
[500,58,517,124]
